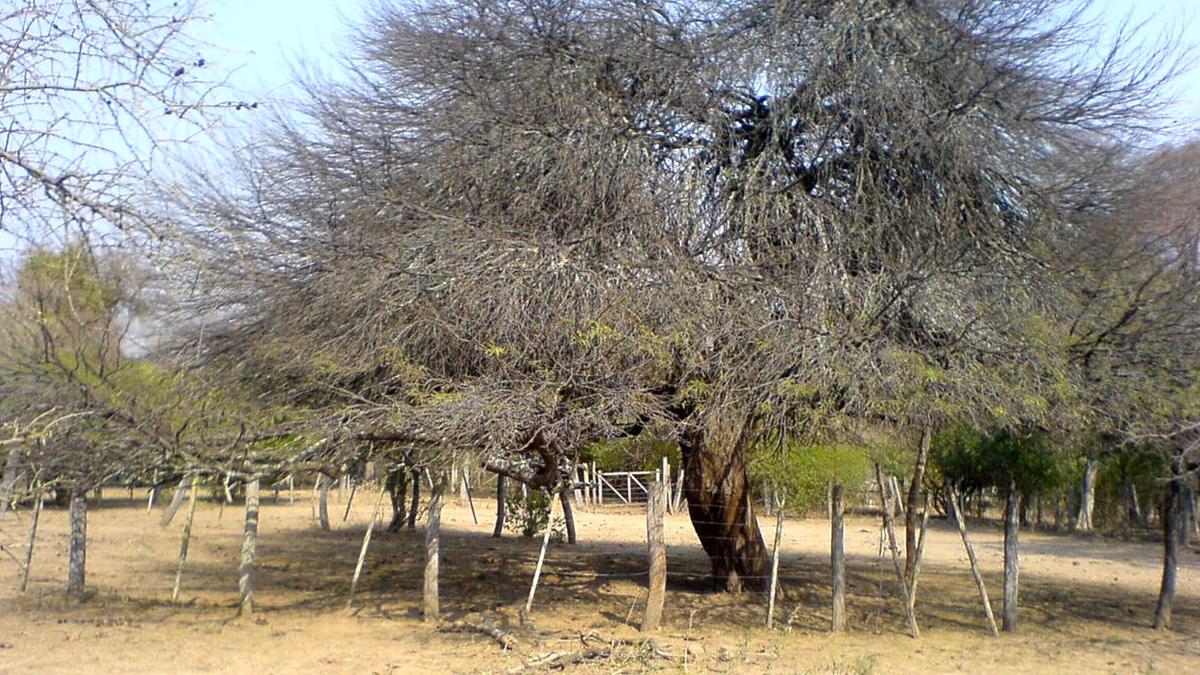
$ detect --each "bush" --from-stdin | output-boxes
[749,440,873,512]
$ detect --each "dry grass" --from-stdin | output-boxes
[0,488,1197,673]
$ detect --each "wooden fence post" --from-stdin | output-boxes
[908,493,931,604]
[407,469,421,530]
[342,480,358,521]
[523,488,563,620]
[423,475,447,622]
[875,464,919,638]
[831,484,846,632]
[238,478,261,616]
[1003,477,1020,632]
[766,493,785,628]
[661,457,672,514]
[347,488,387,609]
[19,493,43,593]
[641,481,667,632]
[950,487,999,636]
[171,481,199,603]
[318,475,331,530]
[463,468,478,524]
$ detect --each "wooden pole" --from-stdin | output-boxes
[19,493,43,593]
[146,471,159,511]
[423,476,447,622]
[66,487,87,597]
[908,493,931,603]
[766,493,785,628]
[318,475,331,530]
[875,464,919,638]
[523,488,563,619]
[493,474,506,538]
[238,478,261,617]
[347,488,387,609]
[1003,477,1020,632]
[949,487,999,636]
[662,456,672,514]
[160,474,192,527]
[172,480,199,603]
[641,481,667,632]
[463,468,478,525]
[341,480,357,521]
[674,465,684,511]
[831,484,846,632]
[288,474,295,504]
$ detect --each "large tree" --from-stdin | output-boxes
[173,0,1178,591]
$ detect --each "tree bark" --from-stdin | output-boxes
[386,468,408,532]
[1154,459,1183,630]
[1003,478,1020,632]
[20,493,43,593]
[559,488,576,544]
[1075,460,1098,531]
[905,423,931,582]
[0,447,23,524]
[67,487,88,597]
[238,478,261,616]
[407,469,421,530]
[172,481,199,603]
[679,429,768,592]
[493,474,506,538]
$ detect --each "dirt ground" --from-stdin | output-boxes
[1,487,1197,674]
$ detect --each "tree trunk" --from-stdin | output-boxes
[679,430,768,592]
[493,474,506,538]
[1003,479,1020,632]
[20,493,43,593]
[905,423,931,582]
[386,468,408,533]
[559,488,576,544]
[238,478,261,616]
[1075,460,1098,531]
[1154,459,1183,630]
[1178,482,1196,546]
[407,469,421,530]
[67,487,88,597]
[0,447,23,524]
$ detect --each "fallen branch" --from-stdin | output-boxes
[439,618,520,652]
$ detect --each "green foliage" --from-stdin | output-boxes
[749,440,873,511]
[582,435,680,472]
[931,424,1072,494]
[504,489,566,540]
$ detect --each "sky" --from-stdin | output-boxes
[200,0,1200,137]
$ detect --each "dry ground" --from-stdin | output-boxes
[0,487,1197,674]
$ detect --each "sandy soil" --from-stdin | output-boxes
[0,487,1197,674]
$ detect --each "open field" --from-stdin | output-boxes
[1,490,1198,673]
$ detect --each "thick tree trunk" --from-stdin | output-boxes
[1154,461,1182,630]
[1002,479,1020,632]
[1075,460,1098,531]
[559,488,576,544]
[386,469,408,533]
[905,424,931,582]
[493,474,506,538]
[679,430,768,592]
[67,487,88,597]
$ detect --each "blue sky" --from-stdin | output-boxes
[202,0,1200,136]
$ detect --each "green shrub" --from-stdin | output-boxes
[749,440,873,511]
